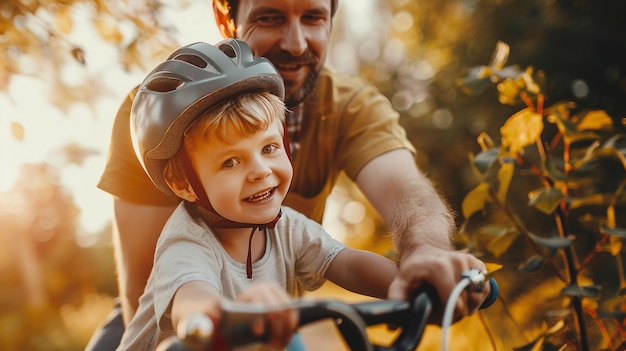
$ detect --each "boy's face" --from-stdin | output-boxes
[235,0,332,108]
[190,118,292,225]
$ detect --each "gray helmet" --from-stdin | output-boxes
[131,39,285,195]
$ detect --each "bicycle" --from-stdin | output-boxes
[157,270,499,351]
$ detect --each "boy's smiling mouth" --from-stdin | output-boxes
[244,188,275,202]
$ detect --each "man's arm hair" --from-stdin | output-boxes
[355,149,455,261]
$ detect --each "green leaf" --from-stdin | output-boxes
[562,131,600,145]
[603,133,626,150]
[583,147,626,172]
[518,255,544,272]
[615,179,626,204]
[489,41,510,71]
[574,110,614,131]
[601,224,626,239]
[512,320,566,351]
[561,284,602,299]
[568,194,613,210]
[543,157,566,182]
[547,113,578,134]
[493,65,524,79]
[528,187,563,215]
[497,162,515,203]
[544,101,576,120]
[528,232,574,250]
[571,157,597,173]
[462,182,491,219]
[501,108,544,154]
[512,338,545,351]
[487,229,521,258]
[545,310,572,318]
[456,67,493,95]
[479,224,512,235]
[497,78,524,105]
[473,148,500,173]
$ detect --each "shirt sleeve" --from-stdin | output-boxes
[284,207,346,291]
[337,81,417,180]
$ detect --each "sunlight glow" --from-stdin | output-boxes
[2,2,221,240]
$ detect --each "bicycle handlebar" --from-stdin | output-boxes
[158,277,498,351]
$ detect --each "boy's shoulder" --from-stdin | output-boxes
[279,205,309,221]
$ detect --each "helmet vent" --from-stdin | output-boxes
[145,77,184,93]
[219,44,236,58]
[173,54,208,69]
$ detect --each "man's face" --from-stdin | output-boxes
[235,0,332,108]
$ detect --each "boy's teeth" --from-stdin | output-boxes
[247,189,271,201]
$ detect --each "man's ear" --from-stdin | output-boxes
[166,178,197,203]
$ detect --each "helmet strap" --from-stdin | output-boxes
[282,120,292,161]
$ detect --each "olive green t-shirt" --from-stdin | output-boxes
[97,68,415,223]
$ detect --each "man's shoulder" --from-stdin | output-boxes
[310,68,380,114]
[120,85,141,110]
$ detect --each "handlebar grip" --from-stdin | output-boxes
[479,278,499,309]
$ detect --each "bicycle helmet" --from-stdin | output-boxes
[213,0,339,38]
[131,39,284,197]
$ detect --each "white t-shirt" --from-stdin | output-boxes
[118,204,346,351]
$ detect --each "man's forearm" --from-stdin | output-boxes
[390,177,455,261]
[355,150,455,261]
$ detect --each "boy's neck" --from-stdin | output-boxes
[188,203,267,264]
[213,226,267,265]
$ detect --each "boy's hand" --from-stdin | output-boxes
[236,280,299,349]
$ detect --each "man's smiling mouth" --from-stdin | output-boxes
[276,63,302,71]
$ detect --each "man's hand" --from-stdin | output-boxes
[387,244,491,325]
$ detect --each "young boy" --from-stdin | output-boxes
[117,39,398,351]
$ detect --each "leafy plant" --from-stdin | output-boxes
[457,41,626,351]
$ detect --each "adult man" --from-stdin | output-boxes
[87,0,490,349]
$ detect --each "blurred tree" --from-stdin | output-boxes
[0,0,182,113]
[0,163,116,350]
[331,1,626,349]
[456,43,626,349]
[330,0,626,217]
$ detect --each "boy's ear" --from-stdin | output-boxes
[166,178,197,203]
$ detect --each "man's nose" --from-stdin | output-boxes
[280,21,307,56]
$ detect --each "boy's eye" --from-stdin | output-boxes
[222,159,238,169]
[262,144,277,154]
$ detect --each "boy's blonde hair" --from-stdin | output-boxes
[164,91,286,188]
